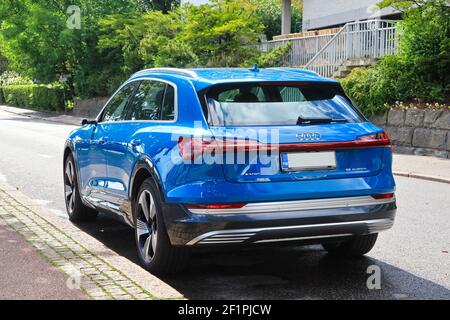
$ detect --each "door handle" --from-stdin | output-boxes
[99,137,108,145]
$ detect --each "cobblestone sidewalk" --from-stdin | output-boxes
[0,188,157,300]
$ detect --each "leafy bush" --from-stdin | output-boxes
[341,56,414,116]
[341,0,450,116]
[240,43,291,68]
[0,71,32,86]
[154,40,199,68]
[396,1,450,101]
[255,43,292,68]
[0,84,65,111]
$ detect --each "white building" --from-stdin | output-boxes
[302,0,400,31]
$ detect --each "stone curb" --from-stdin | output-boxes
[394,171,450,185]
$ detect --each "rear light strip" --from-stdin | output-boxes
[186,204,246,210]
[372,193,395,200]
[179,132,391,160]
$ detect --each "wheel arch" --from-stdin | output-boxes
[63,140,75,163]
[63,140,80,187]
[129,156,166,210]
[63,140,77,182]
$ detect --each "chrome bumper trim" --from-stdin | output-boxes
[186,218,394,246]
[188,196,395,215]
[254,233,353,244]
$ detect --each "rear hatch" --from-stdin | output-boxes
[201,82,390,183]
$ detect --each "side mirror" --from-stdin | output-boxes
[81,119,97,126]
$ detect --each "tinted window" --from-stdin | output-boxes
[217,87,264,103]
[126,81,166,121]
[205,83,362,126]
[101,82,137,122]
[161,85,175,121]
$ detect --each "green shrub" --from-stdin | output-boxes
[0,71,32,86]
[341,56,413,117]
[256,43,291,68]
[154,40,199,68]
[0,84,65,112]
[341,0,449,116]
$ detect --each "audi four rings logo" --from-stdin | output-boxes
[297,133,322,141]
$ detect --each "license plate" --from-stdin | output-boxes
[281,151,337,172]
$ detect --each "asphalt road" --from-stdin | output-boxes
[0,108,449,300]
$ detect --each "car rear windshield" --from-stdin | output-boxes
[203,83,363,127]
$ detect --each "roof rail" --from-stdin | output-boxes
[268,67,320,77]
[133,68,198,79]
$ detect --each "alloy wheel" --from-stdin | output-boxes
[64,160,76,214]
[136,190,158,263]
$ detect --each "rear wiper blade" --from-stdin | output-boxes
[297,117,348,125]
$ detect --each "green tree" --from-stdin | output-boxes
[0,0,294,99]
[253,0,303,40]
[136,0,181,13]
[0,0,140,97]
[178,0,264,67]
[98,10,182,72]
[98,0,266,70]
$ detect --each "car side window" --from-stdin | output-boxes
[126,81,166,121]
[161,84,176,121]
[101,82,137,122]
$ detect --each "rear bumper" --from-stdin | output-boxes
[187,218,394,245]
[163,196,397,246]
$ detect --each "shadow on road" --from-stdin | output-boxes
[76,214,450,300]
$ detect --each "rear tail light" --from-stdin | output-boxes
[372,193,395,200]
[178,131,392,160]
[356,132,392,148]
[178,136,265,160]
[186,203,247,210]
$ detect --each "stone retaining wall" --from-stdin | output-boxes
[72,97,109,119]
[372,109,450,159]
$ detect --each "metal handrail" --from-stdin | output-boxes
[260,19,399,78]
[305,20,398,72]
[304,26,348,69]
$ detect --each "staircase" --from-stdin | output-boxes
[261,19,398,78]
[333,58,376,78]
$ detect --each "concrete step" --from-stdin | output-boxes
[343,58,376,67]
[333,58,377,78]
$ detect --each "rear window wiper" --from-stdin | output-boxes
[297,116,348,125]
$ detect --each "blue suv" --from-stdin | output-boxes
[64,67,396,275]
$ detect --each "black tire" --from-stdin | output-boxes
[322,233,378,257]
[64,154,98,222]
[133,178,190,275]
